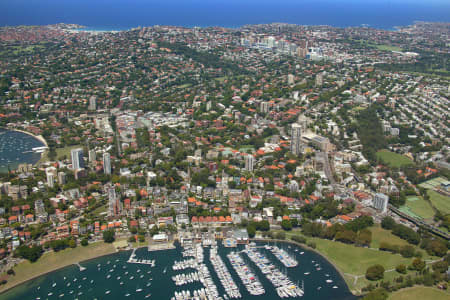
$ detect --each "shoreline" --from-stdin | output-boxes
[0,238,355,296]
[251,238,357,296]
[5,128,48,148]
[0,127,48,171]
[0,242,120,295]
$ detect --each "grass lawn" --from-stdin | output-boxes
[131,239,147,249]
[8,44,45,55]
[388,286,450,300]
[371,44,403,52]
[280,229,429,293]
[39,145,83,163]
[427,190,450,214]
[370,226,409,249]
[0,242,115,293]
[376,150,414,168]
[352,106,367,112]
[309,237,412,275]
[354,39,402,52]
[90,204,108,216]
[369,226,436,260]
[309,237,413,292]
[215,76,228,82]
[177,83,192,89]
[399,196,435,220]
[239,145,255,153]
[419,177,447,190]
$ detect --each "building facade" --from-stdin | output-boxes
[373,193,389,213]
[71,148,84,170]
[290,123,303,156]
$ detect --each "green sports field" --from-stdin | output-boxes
[419,177,448,190]
[427,190,450,214]
[376,150,414,168]
[399,196,435,220]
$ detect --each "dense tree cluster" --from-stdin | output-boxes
[356,105,387,163]
[103,229,115,243]
[44,238,76,252]
[302,218,373,247]
[15,245,43,262]
[366,264,385,281]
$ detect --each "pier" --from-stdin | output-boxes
[126,248,156,266]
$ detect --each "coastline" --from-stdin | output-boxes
[5,128,48,148]
[251,238,357,296]
[0,127,48,170]
[0,242,119,295]
[0,238,355,297]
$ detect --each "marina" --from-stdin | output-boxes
[244,246,304,298]
[210,242,241,299]
[0,241,356,300]
[227,251,265,295]
[0,129,46,173]
[266,245,299,268]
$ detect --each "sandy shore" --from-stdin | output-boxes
[6,128,48,147]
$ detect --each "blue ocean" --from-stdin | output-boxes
[0,0,449,30]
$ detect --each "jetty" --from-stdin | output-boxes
[127,248,156,266]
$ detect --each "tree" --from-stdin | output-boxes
[49,239,69,252]
[130,227,138,234]
[15,245,43,262]
[345,216,373,232]
[257,220,270,231]
[411,258,425,271]
[291,235,307,244]
[357,105,387,164]
[356,229,372,247]
[103,229,115,243]
[424,239,447,257]
[381,216,395,230]
[81,238,88,246]
[307,241,316,249]
[68,239,76,248]
[275,232,286,240]
[335,229,357,244]
[290,218,299,228]
[365,264,385,281]
[432,260,448,273]
[392,224,420,245]
[400,245,415,258]
[396,264,407,274]
[247,225,256,238]
[362,288,389,300]
[281,219,293,231]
